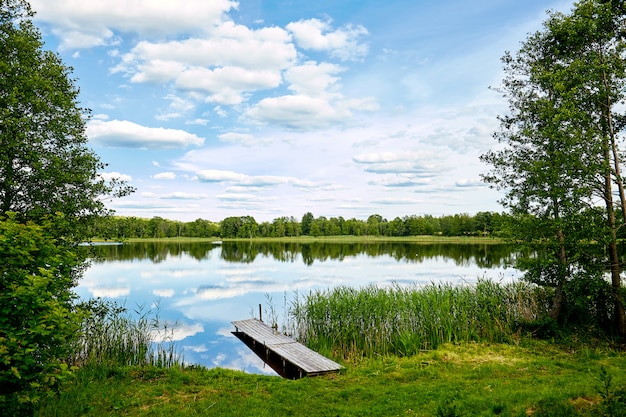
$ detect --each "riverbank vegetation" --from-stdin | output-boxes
[3,0,626,415]
[37,340,626,417]
[89,211,507,241]
[36,282,626,417]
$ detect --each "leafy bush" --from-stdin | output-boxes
[0,214,83,416]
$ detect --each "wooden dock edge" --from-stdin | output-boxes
[232,318,343,380]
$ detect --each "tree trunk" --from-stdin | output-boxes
[600,61,626,336]
[549,228,567,321]
[603,146,626,336]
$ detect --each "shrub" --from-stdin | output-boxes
[0,214,83,416]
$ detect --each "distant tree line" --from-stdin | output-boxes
[89,211,509,240]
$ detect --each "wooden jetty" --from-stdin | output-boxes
[232,318,343,379]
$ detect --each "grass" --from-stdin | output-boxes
[289,279,550,359]
[123,235,504,244]
[35,282,625,416]
[69,299,182,370]
[38,340,626,416]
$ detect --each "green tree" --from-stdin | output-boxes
[301,212,314,235]
[481,0,626,333]
[0,214,83,414]
[0,0,132,236]
[0,0,133,412]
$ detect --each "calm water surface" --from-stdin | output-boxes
[77,241,521,375]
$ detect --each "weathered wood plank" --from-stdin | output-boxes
[232,318,343,378]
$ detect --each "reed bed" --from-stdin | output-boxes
[69,299,182,369]
[289,279,549,359]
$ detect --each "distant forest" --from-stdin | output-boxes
[90,211,509,239]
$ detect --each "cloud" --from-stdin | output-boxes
[196,169,318,189]
[372,198,422,205]
[151,322,204,342]
[218,132,255,145]
[285,61,344,96]
[153,172,177,180]
[88,286,130,298]
[353,151,443,177]
[111,22,296,105]
[245,95,350,130]
[455,178,486,188]
[286,18,369,61]
[368,176,431,188]
[87,119,205,149]
[217,193,277,203]
[196,170,248,183]
[152,289,175,298]
[244,61,378,130]
[98,171,133,182]
[31,0,238,49]
[142,192,208,200]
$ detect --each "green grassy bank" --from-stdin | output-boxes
[117,235,505,244]
[38,341,625,417]
[34,281,626,416]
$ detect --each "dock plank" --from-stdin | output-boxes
[232,318,343,378]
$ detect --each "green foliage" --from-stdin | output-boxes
[36,341,626,416]
[0,214,83,415]
[597,367,626,417]
[90,211,510,240]
[0,0,133,238]
[70,299,182,371]
[480,0,626,333]
[289,279,549,359]
[0,1,134,413]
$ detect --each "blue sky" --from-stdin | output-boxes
[30,0,572,222]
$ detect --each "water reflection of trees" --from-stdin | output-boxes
[89,241,519,269]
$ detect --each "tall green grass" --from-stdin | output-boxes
[289,279,550,359]
[69,299,183,369]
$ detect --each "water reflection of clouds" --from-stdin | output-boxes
[89,286,130,297]
[79,243,522,375]
[152,289,175,297]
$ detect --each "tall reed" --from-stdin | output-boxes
[289,279,549,359]
[69,299,182,369]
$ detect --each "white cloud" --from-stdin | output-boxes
[151,322,204,342]
[217,193,277,203]
[142,192,208,200]
[245,95,350,130]
[455,178,486,188]
[98,171,133,182]
[89,286,130,298]
[369,176,432,188]
[185,119,210,126]
[153,172,177,180]
[353,151,443,176]
[196,169,317,189]
[31,0,238,49]
[111,22,296,105]
[152,289,175,298]
[285,61,344,96]
[196,170,248,183]
[286,18,369,61]
[87,119,205,149]
[218,132,255,145]
[244,61,377,130]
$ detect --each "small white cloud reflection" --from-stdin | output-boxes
[183,344,208,353]
[216,326,237,338]
[152,288,175,297]
[89,286,130,297]
[218,347,278,376]
[151,321,204,342]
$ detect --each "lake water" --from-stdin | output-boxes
[76,241,521,375]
